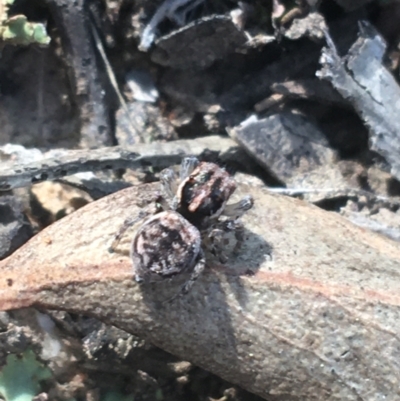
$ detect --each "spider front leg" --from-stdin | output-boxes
[160,156,199,210]
[181,248,206,294]
[160,168,178,208]
[164,249,206,303]
[179,156,199,181]
[108,210,149,253]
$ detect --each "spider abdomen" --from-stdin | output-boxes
[131,210,201,281]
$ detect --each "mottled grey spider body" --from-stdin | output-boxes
[109,156,253,300]
[131,210,203,286]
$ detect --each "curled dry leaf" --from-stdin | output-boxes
[0,182,400,401]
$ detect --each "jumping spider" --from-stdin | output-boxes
[109,157,253,300]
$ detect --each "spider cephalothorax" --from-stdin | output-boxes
[109,157,253,301]
[176,161,237,228]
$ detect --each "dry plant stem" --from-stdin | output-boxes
[0,136,235,191]
[46,0,113,147]
[267,187,400,206]
[0,183,400,401]
[88,17,141,142]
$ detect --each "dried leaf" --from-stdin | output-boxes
[0,182,400,401]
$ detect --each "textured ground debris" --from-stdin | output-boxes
[318,22,400,182]
[0,136,238,191]
[1,0,400,400]
[150,15,250,70]
[0,136,251,260]
[228,111,351,203]
[0,195,33,259]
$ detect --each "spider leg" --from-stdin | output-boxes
[163,249,206,303]
[207,227,229,263]
[222,195,254,218]
[108,210,148,253]
[179,156,199,181]
[231,220,245,256]
[207,219,246,262]
[181,250,206,294]
[160,168,178,201]
[160,157,199,210]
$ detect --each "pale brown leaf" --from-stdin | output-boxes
[0,182,400,401]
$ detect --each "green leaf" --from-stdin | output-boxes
[2,15,50,45]
[0,350,52,401]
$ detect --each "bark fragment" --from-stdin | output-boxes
[228,112,351,202]
[46,0,113,147]
[317,22,400,181]
[151,15,248,70]
[0,195,33,259]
